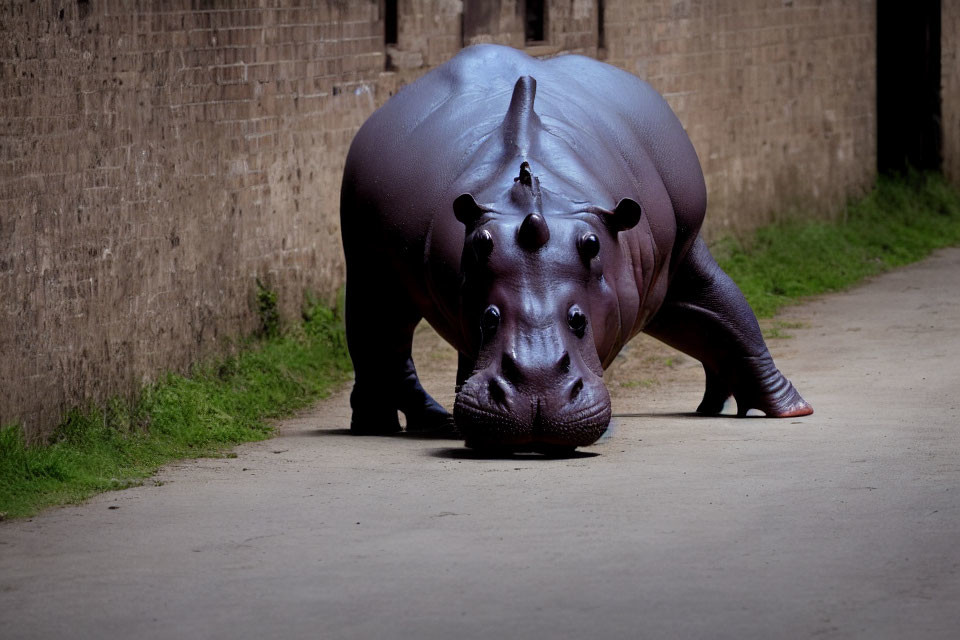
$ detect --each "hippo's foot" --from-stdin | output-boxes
[696,356,813,418]
[404,400,460,437]
[350,385,458,436]
[350,407,403,435]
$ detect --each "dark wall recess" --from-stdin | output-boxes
[525,0,545,43]
[877,0,942,174]
[384,0,398,45]
[597,0,605,51]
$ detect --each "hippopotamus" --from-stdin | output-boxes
[340,44,812,451]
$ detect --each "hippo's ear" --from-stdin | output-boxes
[607,198,643,233]
[588,198,643,233]
[453,193,489,226]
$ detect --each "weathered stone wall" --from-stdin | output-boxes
[2,0,882,438]
[1,0,387,437]
[943,0,960,186]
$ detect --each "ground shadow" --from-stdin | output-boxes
[427,447,600,461]
[312,412,752,441]
[611,412,768,419]
[613,411,721,419]
[391,429,463,441]
[307,428,354,436]
[307,427,463,440]
[306,427,597,459]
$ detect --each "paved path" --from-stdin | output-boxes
[3,249,960,639]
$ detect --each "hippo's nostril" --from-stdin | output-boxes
[569,377,584,401]
[501,353,522,385]
[488,378,507,405]
[557,352,571,374]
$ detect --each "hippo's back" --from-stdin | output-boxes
[342,45,706,253]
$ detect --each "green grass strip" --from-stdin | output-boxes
[0,297,352,519]
[2,173,960,520]
[714,172,960,318]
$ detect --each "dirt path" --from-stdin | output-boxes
[3,249,959,639]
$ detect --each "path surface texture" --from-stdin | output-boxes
[3,249,960,639]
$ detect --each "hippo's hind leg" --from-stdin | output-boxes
[344,271,455,435]
[644,237,812,417]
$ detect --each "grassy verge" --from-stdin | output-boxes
[3,173,960,520]
[714,172,960,318]
[0,295,352,519]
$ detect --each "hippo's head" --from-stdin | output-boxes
[453,162,643,451]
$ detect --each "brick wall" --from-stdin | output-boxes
[1,0,885,438]
[0,0,388,437]
[943,1,960,186]
[603,0,876,235]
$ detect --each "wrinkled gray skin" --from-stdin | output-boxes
[341,45,812,451]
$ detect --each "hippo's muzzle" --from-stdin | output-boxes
[453,352,612,450]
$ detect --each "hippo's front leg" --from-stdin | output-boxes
[344,271,456,435]
[644,237,813,417]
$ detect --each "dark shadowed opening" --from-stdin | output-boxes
[597,0,606,51]
[384,0,398,45]
[525,0,545,42]
[877,0,942,174]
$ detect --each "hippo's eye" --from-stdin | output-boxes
[567,305,587,338]
[578,233,600,262]
[481,305,501,336]
[473,229,494,261]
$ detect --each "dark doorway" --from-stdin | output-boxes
[597,0,606,51]
[877,0,942,174]
[384,0,398,46]
[525,0,546,43]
